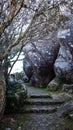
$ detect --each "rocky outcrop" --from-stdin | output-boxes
[23,39,59,87]
[54,2,73,84]
[54,28,73,83]
[47,78,62,91]
[23,1,73,88]
[62,84,73,94]
[57,100,73,117]
[23,58,33,81]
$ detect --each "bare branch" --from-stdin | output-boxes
[0,0,23,36]
[8,45,23,75]
[2,0,44,60]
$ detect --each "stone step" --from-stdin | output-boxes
[25,99,64,105]
[28,94,52,99]
[21,106,57,113]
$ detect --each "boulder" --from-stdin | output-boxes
[23,58,33,80]
[51,93,72,101]
[23,0,73,87]
[23,39,59,87]
[54,3,73,84]
[57,100,73,117]
[47,78,62,91]
[54,28,73,83]
[62,84,73,94]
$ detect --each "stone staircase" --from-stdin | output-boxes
[1,87,73,130]
[20,93,65,114]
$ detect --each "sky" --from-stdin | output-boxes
[8,52,25,74]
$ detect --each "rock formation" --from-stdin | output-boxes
[54,3,73,83]
[23,40,59,87]
[23,1,73,87]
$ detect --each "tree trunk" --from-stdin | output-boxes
[0,63,6,120]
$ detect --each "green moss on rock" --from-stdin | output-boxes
[5,82,27,113]
[47,78,64,91]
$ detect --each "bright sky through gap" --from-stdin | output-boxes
[8,52,25,74]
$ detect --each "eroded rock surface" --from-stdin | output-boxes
[54,2,73,83]
[54,29,73,83]
[23,40,59,87]
[62,84,73,94]
[57,100,73,117]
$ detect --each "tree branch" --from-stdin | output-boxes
[0,0,23,36]
[2,0,44,60]
[8,45,23,75]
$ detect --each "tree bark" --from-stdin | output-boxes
[0,63,6,120]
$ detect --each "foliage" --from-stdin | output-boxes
[5,78,27,113]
